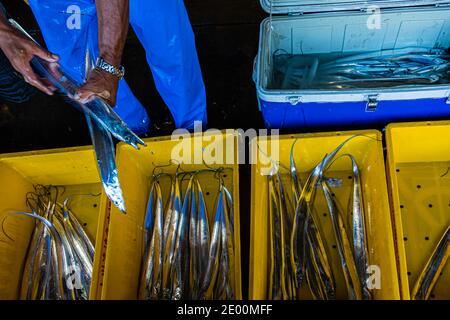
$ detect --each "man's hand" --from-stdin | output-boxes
[75,68,119,106]
[0,26,59,95]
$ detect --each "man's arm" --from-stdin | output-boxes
[76,0,129,106]
[0,8,59,95]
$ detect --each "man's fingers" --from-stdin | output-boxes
[75,87,112,104]
[95,90,114,106]
[47,62,63,78]
[97,90,111,100]
[21,63,56,95]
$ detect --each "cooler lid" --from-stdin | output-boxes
[260,0,449,15]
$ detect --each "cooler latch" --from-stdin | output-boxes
[366,95,379,112]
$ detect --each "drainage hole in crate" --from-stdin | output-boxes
[348,176,352,180]
[428,204,433,208]
[430,294,435,299]
[416,185,421,189]
[403,237,408,241]
[425,236,430,241]
[407,272,411,276]
[332,245,337,249]
[400,205,404,209]
[396,169,400,173]
[206,192,210,196]
[323,213,327,217]
[93,203,98,208]
[223,174,227,178]
[83,223,87,227]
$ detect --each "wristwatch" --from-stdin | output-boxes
[95,57,125,80]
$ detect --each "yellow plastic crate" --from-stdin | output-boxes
[0,147,110,300]
[386,121,450,300]
[100,131,242,299]
[250,130,400,300]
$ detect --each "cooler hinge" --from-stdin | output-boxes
[366,95,379,112]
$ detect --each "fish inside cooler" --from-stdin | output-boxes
[258,5,450,91]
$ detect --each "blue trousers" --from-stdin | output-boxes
[28,0,207,133]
